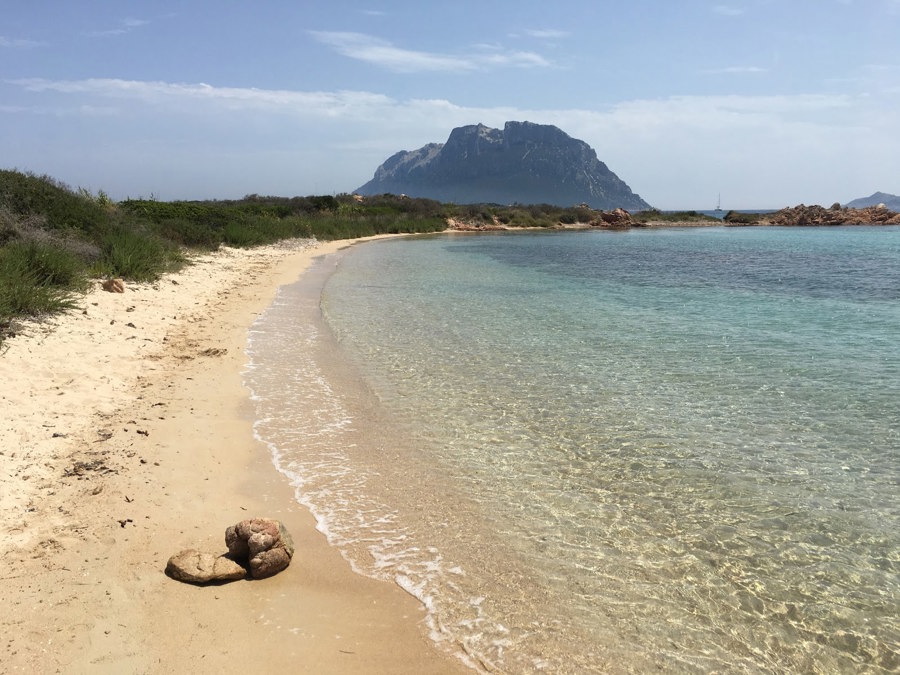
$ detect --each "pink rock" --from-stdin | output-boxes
[101,278,125,293]
[225,518,294,579]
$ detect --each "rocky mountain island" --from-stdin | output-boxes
[844,191,900,211]
[356,121,651,210]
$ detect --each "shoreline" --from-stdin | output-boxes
[245,228,900,672]
[0,237,468,673]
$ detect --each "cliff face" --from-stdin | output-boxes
[356,121,651,210]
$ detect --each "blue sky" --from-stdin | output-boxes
[2,0,898,209]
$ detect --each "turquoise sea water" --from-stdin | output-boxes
[246,227,899,673]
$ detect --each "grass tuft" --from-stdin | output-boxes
[94,226,183,281]
[0,240,86,323]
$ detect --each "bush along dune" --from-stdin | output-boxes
[0,171,453,342]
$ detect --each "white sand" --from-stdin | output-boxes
[0,238,469,673]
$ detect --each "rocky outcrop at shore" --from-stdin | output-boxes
[726,203,900,226]
[596,207,634,228]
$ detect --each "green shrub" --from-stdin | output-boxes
[221,218,267,247]
[0,170,110,236]
[0,268,76,320]
[723,210,761,225]
[220,214,309,247]
[633,209,720,224]
[308,195,340,212]
[95,226,182,281]
[16,240,88,288]
[153,217,224,249]
[0,240,86,322]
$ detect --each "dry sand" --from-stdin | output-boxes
[0,238,469,674]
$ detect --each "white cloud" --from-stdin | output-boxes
[85,17,150,38]
[712,5,745,16]
[553,94,888,207]
[7,78,395,116]
[6,78,865,145]
[481,50,551,68]
[0,101,119,117]
[310,31,474,73]
[0,36,44,48]
[703,66,768,74]
[309,31,552,73]
[5,78,896,206]
[827,64,900,96]
[522,29,570,39]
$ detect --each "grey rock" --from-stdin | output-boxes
[356,121,651,211]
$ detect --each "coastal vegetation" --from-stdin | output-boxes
[0,171,485,339]
[631,209,720,225]
[2,168,898,343]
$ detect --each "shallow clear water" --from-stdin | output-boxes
[246,227,900,673]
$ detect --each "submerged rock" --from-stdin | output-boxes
[165,549,247,584]
[225,518,295,579]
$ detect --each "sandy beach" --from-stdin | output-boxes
[0,237,468,673]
